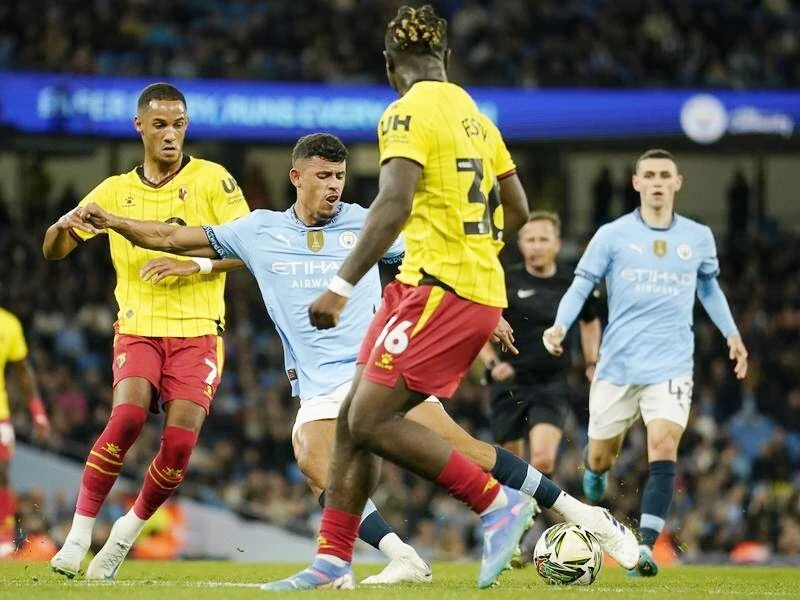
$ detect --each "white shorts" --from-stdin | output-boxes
[292,380,442,438]
[587,373,693,440]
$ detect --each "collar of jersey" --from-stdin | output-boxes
[634,208,677,231]
[288,202,344,228]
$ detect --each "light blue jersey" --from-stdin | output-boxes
[558,210,737,385]
[204,203,403,401]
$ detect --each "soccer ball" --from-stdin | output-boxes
[533,523,603,585]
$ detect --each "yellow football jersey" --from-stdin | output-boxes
[378,81,516,308]
[0,308,28,420]
[72,156,249,337]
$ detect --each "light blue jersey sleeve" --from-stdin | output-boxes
[381,233,405,264]
[697,278,739,339]
[554,277,595,331]
[574,225,613,285]
[697,226,721,280]
[202,211,262,267]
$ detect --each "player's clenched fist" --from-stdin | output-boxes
[309,289,348,329]
[542,324,566,356]
[77,202,117,230]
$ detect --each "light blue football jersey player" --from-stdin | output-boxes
[555,210,738,385]
[203,203,403,400]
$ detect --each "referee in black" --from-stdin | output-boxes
[481,211,601,477]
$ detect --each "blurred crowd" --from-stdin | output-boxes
[1,0,799,88]
[0,164,797,562]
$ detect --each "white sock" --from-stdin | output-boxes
[378,532,414,560]
[317,553,348,568]
[479,486,508,517]
[114,508,148,541]
[551,491,592,524]
[66,513,96,547]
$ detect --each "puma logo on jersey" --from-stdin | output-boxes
[629,243,643,254]
[517,289,536,299]
[276,234,292,248]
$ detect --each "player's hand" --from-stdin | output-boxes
[56,207,98,234]
[77,202,117,230]
[542,324,566,356]
[490,361,516,382]
[491,316,518,355]
[141,257,199,284]
[32,414,51,440]
[309,289,348,329]
[727,333,748,380]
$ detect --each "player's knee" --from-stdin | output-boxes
[348,414,379,450]
[162,429,197,467]
[587,451,614,473]
[648,435,679,460]
[295,446,327,489]
[109,405,148,441]
[531,451,557,476]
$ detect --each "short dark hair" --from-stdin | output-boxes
[527,211,561,237]
[635,149,677,173]
[137,83,186,112]
[291,133,348,165]
[385,5,447,58]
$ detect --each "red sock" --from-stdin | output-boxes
[435,450,501,513]
[133,426,197,520]
[0,488,15,544]
[76,404,148,517]
[316,507,361,563]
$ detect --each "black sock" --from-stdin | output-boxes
[639,460,676,548]
[490,446,561,508]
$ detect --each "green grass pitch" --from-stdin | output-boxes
[0,561,797,599]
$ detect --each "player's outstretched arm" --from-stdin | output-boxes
[498,173,529,240]
[308,158,420,329]
[78,202,217,258]
[139,257,245,284]
[42,207,97,260]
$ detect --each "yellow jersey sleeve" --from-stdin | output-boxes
[4,313,28,362]
[72,177,115,241]
[481,114,516,179]
[377,99,431,167]
[204,165,250,225]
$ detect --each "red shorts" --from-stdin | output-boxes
[358,281,502,398]
[112,334,224,414]
[0,419,14,461]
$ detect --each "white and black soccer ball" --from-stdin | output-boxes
[533,523,603,585]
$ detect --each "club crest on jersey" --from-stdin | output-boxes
[338,231,357,249]
[307,231,324,253]
[653,240,667,257]
[677,244,693,260]
[178,186,188,201]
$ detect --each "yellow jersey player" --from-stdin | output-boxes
[43,83,249,579]
[262,5,638,592]
[0,307,50,557]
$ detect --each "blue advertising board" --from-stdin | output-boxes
[0,72,797,144]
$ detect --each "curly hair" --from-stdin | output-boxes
[291,133,348,165]
[385,4,447,57]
